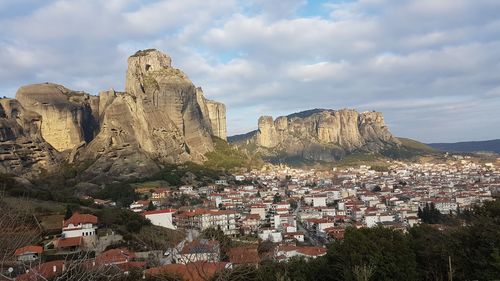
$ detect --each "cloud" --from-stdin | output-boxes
[0,0,499,142]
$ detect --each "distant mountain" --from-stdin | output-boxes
[428,139,500,154]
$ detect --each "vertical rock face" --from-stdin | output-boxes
[15,83,98,151]
[195,87,227,140]
[77,49,226,180]
[119,49,213,158]
[206,100,227,140]
[231,108,400,162]
[256,116,278,148]
[0,99,59,175]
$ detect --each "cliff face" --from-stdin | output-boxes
[0,49,227,181]
[0,98,59,176]
[231,109,400,162]
[15,83,98,151]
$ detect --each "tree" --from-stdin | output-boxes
[273,193,282,204]
[201,227,232,261]
[146,201,156,211]
[64,205,74,220]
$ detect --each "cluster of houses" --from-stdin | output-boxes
[6,157,498,280]
[130,158,499,247]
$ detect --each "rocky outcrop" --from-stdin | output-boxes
[230,109,400,162]
[0,49,227,181]
[71,49,227,180]
[15,83,98,151]
[195,87,227,140]
[0,98,59,176]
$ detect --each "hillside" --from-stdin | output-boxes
[428,139,500,154]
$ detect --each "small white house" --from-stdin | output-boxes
[143,209,176,229]
[258,229,282,243]
[62,213,98,238]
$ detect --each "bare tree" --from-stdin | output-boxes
[352,264,375,281]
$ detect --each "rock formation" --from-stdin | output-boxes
[0,98,59,176]
[15,83,99,152]
[230,109,400,162]
[0,49,227,181]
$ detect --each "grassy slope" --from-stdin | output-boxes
[398,137,436,153]
[204,136,263,171]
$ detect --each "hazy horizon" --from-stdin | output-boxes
[1,0,499,143]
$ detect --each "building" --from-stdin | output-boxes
[62,213,98,238]
[177,239,220,264]
[14,245,43,262]
[177,209,238,236]
[143,209,176,229]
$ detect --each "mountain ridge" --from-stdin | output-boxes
[428,139,500,154]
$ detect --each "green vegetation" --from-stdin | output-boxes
[398,137,436,153]
[94,182,138,207]
[335,152,391,169]
[141,162,222,187]
[204,136,262,171]
[96,208,150,234]
[382,138,437,160]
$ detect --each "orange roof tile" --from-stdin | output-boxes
[56,237,82,249]
[63,213,98,227]
[15,245,43,256]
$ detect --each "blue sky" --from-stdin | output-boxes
[1,0,500,142]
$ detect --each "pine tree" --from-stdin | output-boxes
[64,205,73,220]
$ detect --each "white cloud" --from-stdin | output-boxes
[0,0,499,141]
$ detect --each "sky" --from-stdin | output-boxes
[0,0,499,143]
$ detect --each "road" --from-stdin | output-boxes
[293,200,322,246]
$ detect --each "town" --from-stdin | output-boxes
[2,155,499,280]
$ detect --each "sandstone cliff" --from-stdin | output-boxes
[0,49,227,181]
[15,83,99,152]
[0,98,59,176]
[230,109,400,162]
[78,49,227,180]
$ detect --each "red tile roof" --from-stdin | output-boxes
[229,246,260,265]
[95,248,136,265]
[145,262,228,281]
[16,260,65,281]
[15,245,43,256]
[143,209,176,216]
[56,237,82,249]
[63,213,98,227]
[297,246,327,257]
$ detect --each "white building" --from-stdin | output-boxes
[62,213,98,238]
[144,209,176,229]
[259,229,282,243]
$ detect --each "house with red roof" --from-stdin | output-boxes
[14,245,43,262]
[57,213,98,251]
[15,260,65,281]
[177,239,220,264]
